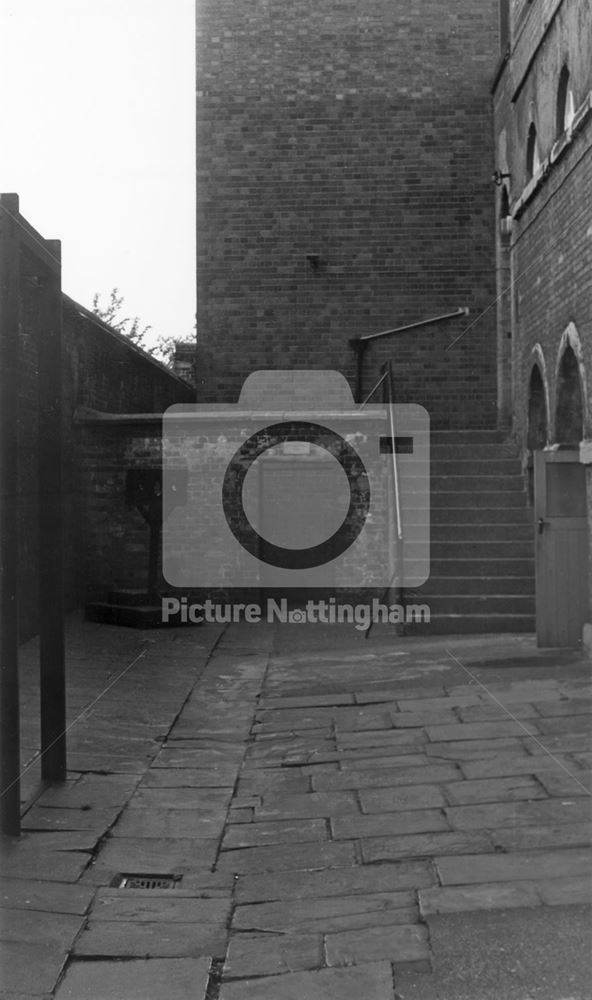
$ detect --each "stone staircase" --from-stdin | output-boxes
[404,430,535,634]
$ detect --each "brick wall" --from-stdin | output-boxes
[493,0,592,445]
[196,0,500,428]
[17,295,194,639]
[493,0,592,635]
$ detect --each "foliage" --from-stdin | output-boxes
[92,288,177,369]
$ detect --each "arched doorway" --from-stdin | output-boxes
[555,344,584,445]
[526,364,547,504]
[534,341,587,646]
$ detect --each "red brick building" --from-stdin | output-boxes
[492,0,592,646]
[196,0,501,429]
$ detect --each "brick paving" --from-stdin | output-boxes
[1,619,591,998]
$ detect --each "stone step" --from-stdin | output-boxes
[404,475,526,493]
[429,491,528,508]
[415,575,535,596]
[430,459,523,476]
[406,541,533,559]
[429,443,519,460]
[426,524,533,542]
[424,507,532,525]
[430,431,507,443]
[404,594,535,615]
[404,614,535,635]
[430,475,525,492]
[430,558,534,577]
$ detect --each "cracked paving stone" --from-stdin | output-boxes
[217,961,396,1000]
[361,830,493,863]
[223,931,323,977]
[217,840,356,874]
[89,888,232,923]
[235,860,436,904]
[232,892,418,934]
[325,922,430,970]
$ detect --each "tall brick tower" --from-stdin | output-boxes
[196,0,501,428]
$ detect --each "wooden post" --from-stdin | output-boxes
[0,195,22,834]
[37,239,66,783]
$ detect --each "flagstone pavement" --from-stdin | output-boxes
[1,616,591,999]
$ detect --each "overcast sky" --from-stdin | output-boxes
[1,0,195,349]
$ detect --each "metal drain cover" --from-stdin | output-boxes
[112,873,182,889]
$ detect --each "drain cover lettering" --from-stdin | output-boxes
[113,873,181,889]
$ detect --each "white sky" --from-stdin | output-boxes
[0,0,195,348]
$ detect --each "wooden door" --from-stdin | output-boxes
[534,449,588,647]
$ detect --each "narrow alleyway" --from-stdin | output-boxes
[1,618,591,998]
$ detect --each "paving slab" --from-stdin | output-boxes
[443,774,546,805]
[223,931,323,978]
[456,702,540,722]
[0,879,93,915]
[218,961,396,1000]
[436,848,592,885]
[336,729,426,749]
[222,818,327,849]
[73,918,226,958]
[141,767,238,787]
[0,840,89,883]
[311,763,461,791]
[359,784,446,813]
[33,774,141,809]
[53,957,212,1000]
[216,840,356,874]
[20,805,121,833]
[325,922,430,970]
[254,790,359,820]
[446,797,591,830]
[535,876,592,905]
[534,768,592,796]
[491,821,592,852]
[111,807,224,839]
[126,786,232,812]
[361,830,493,864]
[0,941,70,995]
[89,888,232,923]
[259,694,355,709]
[459,752,574,779]
[232,892,417,934]
[235,860,436,904]
[419,881,543,916]
[331,808,450,840]
[355,685,446,704]
[0,908,83,947]
[426,720,538,742]
[390,709,460,728]
[426,738,523,759]
[80,836,219,884]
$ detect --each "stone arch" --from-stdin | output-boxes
[527,363,548,451]
[525,346,550,503]
[555,325,586,444]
